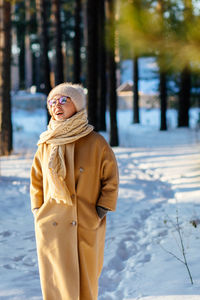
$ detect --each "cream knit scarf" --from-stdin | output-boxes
[37,109,93,205]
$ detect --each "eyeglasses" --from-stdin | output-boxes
[48,96,71,107]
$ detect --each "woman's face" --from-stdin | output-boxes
[48,94,77,120]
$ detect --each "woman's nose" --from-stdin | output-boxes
[54,100,61,107]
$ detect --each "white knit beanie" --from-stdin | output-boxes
[47,82,86,112]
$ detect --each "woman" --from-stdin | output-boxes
[30,83,119,300]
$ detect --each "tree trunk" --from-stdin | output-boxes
[0,0,12,155]
[16,1,25,90]
[19,37,25,89]
[177,0,192,128]
[36,0,51,95]
[132,0,141,124]
[133,56,139,123]
[36,0,52,122]
[178,67,191,127]
[52,0,64,85]
[156,1,167,131]
[73,0,81,83]
[11,27,20,92]
[86,0,98,128]
[25,0,33,89]
[97,0,107,131]
[160,71,167,130]
[106,0,119,146]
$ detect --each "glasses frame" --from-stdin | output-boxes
[48,96,71,107]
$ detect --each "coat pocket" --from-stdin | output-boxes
[34,199,50,221]
[78,201,102,230]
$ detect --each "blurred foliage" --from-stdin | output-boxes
[118,0,200,72]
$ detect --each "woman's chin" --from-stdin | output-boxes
[54,114,65,120]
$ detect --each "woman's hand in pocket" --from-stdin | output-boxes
[33,208,39,216]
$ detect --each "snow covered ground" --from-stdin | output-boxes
[1,106,200,300]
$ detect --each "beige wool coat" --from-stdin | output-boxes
[30,131,119,300]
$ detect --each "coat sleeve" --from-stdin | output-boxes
[97,144,119,211]
[30,147,44,211]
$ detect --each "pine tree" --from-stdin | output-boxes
[157,0,167,131]
[106,0,119,146]
[97,0,107,131]
[133,56,139,124]
[178,67,191,127]
[74,0,81,83]
[36,0,51,95]
[25,0,33,89]
[159,71,167,130]
[52,0,64,85]
[178,0,193,127]
[36,0,52,122]
[85,0,98,128]
[0,0,12,155]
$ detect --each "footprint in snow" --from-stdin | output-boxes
[3,264,15,270]
[0,231,12,238]
[12,255,25,262]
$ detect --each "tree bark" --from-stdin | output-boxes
[178,67,191,127]
[97,0,107,131]
[86,0,98,128]
[73,0,81,83]
[157,0,167,131]
[133,56,139,123]
[36,0,52,122]
[36,0,51,95]
[11,26,20,91]
[0,0,12,155]
[106,0,119,146]
[177,0,192,127]
[25,0,33,89]
[52,0,64,85]
[160,71,167,130]
[16,2,25,89]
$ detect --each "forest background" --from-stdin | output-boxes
[1,0,200,153]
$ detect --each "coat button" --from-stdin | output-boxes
[79,167,84,173]
[71,220,77,226]
[52,221,58,226]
